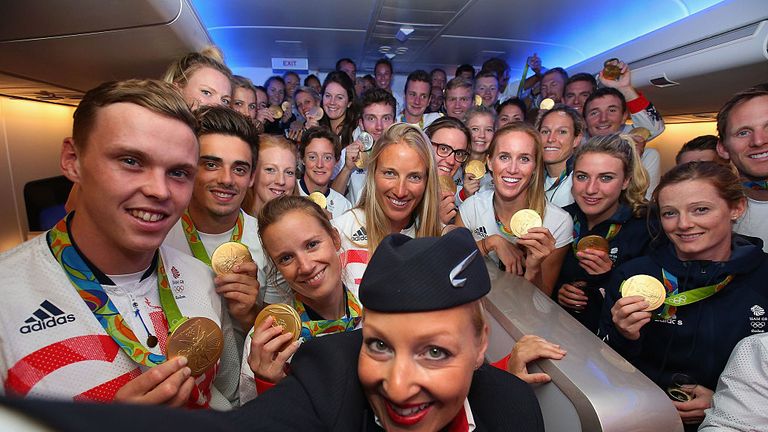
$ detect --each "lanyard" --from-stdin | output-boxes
[47,214,185,366]
[657,269,734,319]
[294,288,362,339]
[180,209,244,266]
[742,180,768,191]
[399,113,424,129]
[571,214,622,253]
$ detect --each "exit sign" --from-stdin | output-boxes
[271,57,309,72]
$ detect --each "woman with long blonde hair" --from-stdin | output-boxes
[457,122,573,294]
[331,123,441,298]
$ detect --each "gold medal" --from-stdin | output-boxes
[308,191,327,209]
[211,242,253,276]
[576,235,610,253]
[620,274,666,311]
[358,132,374,151]
[355,150,368,169]
[539,98,555,110]
[474,94,483,106]
[602,58,621,80]
[509,209,543,237]
[307,106,324,120]
[438,175,457,193]
[254,304,302,351]
[166,317,224,376]
[465,160,486,179]
[268,105,284,118]
[667,388,693,402]
[628,127,651,141]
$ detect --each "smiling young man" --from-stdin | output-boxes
[0,80,239,408]
[444,77,474,121]
[331,88,396,205]
[399,70,442,128]
[163,106,263,328]
[716,86,768,252]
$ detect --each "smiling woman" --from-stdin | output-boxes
[162,47,233,110]
[242,135,298,217]
[600,161,768,429]
[331,123,441,298]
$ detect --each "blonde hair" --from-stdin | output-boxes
[356,123,442,254]
[242,135,298,216]
[487,122,547,217]
[162,46,233,89]
[573,133,649,217]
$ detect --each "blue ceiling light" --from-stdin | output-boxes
[514,0,726,71]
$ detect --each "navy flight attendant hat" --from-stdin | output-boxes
[359,228,490,312]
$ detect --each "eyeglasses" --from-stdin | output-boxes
[432,142,470,163]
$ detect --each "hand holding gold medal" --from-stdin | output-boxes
[509,209,543,237]
[254,304,302,351]
[620,274,666,311]
[166,317,224,376]
[211,241,254,276]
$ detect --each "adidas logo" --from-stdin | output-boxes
[19,300,76,334]
[473,226,488,239]
[351,227,367,242]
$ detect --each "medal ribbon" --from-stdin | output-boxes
[657,269,734,319]
[47,215,185,367]
[181,209,244,266]
[742,180,768,191]
[294,288,362,340]
[571,214,622,253]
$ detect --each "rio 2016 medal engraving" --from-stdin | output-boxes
[166,317,224,376]
[358,131,374,151]
[576,235,610,253]
[509,209,543,237]
[438,175,457,193]
[268,105,284,118]
[308,191,327,209]
[602,58,621,80]
[465,160,486,179]
[254,304,302,351]
[211,242,253,276]
[620,274,666,311]
[539,98,555,110]
[307,106,323,120]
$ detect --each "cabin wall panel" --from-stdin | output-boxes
[646,121,717,175]
[0,97,74,253]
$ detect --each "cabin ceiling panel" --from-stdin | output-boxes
[0,0,181,42]
[193,0,376,28]
[208,28,367,70]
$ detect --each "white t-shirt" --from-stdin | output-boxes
[398,111,443,129]
[734,197,768,253]
[545,172,575,208]
[641,148,661,200]
[331,208,416,299]
[332,127,368,206]
[164,211,291,305]
[298,181,352,219]
[458,189,573,264]
[0,236,240,409]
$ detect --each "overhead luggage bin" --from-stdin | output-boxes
[483,262,683,432]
